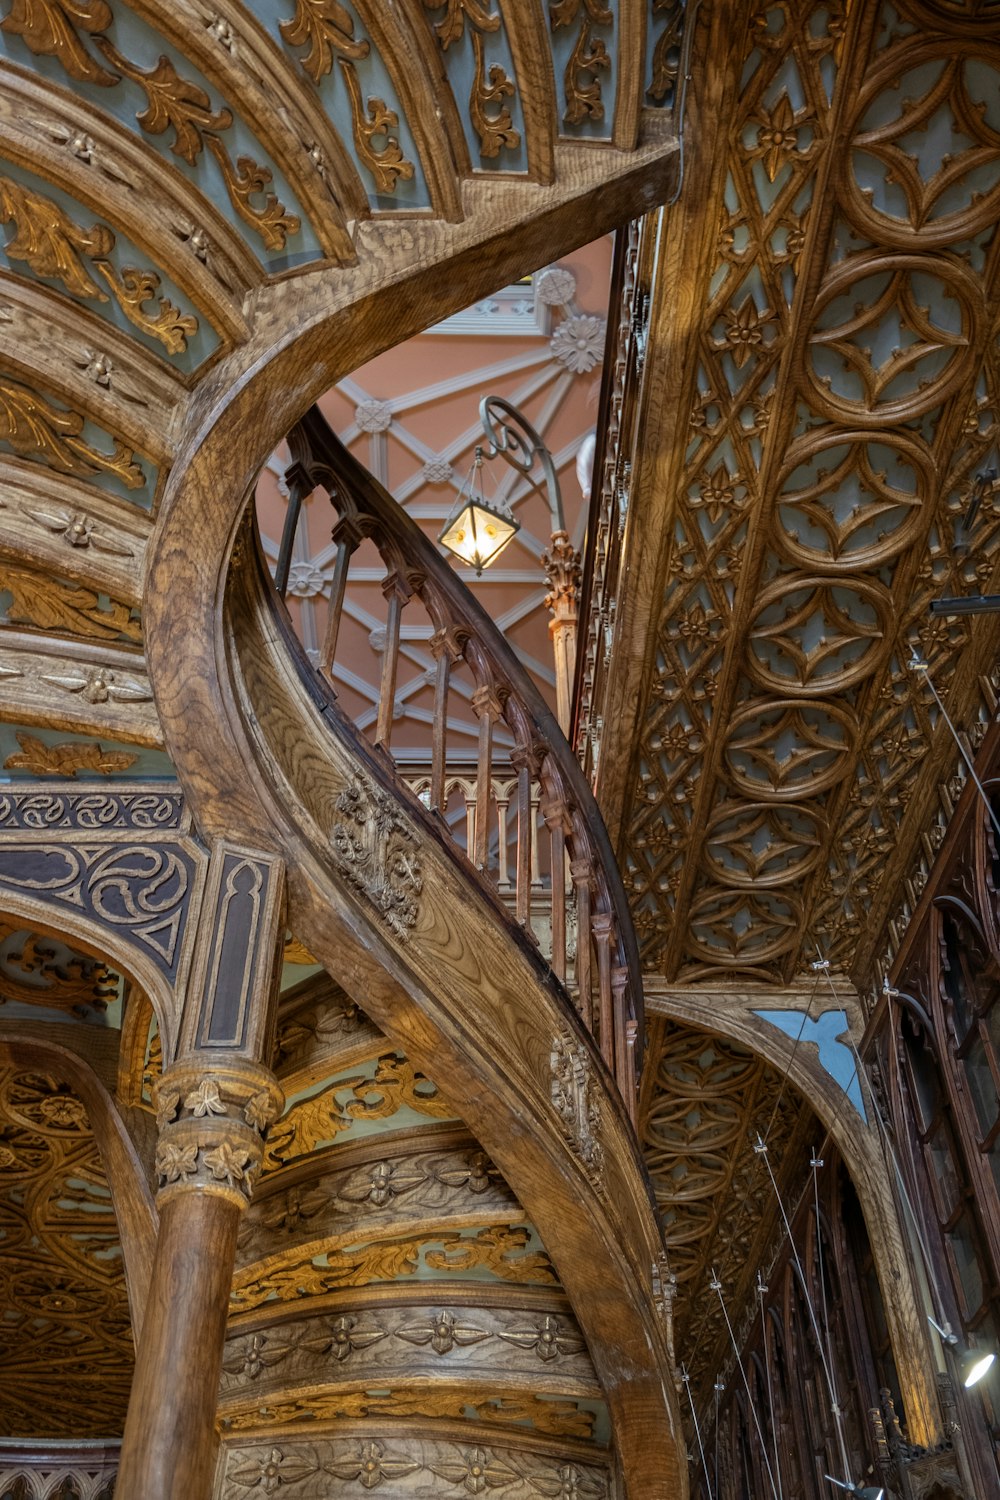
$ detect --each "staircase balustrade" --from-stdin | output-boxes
[261,406,643,1116]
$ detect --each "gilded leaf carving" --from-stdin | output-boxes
[0,176,114,302]
[1,564,142,642]
[98,44,233,165]
[262,1072,364,1168]
[424,0,500,49]
[0,923,117,1011]
[280,0,370,82]
[2,733,138,777]
[91,262,198,354]
[340,64,415,195]
[345,1052,452,1120]
[562,21,610,126]
[205,137,301,252]
[424,1225,558,1284]
[220,1388,593,1439]
[0,380,146,490]
[470,30,519,160]
[550,0,612,25]
[1,0,117,87]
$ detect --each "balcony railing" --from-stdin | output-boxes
[261,406,644,1115]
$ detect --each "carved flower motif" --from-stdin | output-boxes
[317,1314,388,1362]
[154,1086,181,1131]
[286,560,327,598]
[395,1310,489,1355]
[36,1094,87,1129]
[720,296,776,368]
[431,1448,517,1492]
[327,1440,419,1488]
[550,314,606,374]
[530,1464,606,1498]
[184,1079,226,1117]
[536,266,577,306]
[203,1141,252,1187]
[691,461,739,524]
[229,1447,317,1491]
[156,1141,199,1183]
[244,1091,278,1132]
[500,1314,584,1362]
[675,601,716,641]
[420,456,453,484]
[754,92,800,181]
[355,399,393,433]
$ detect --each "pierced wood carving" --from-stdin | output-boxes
[330,777,423,940]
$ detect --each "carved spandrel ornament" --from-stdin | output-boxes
[330,776,423,940]
[550,1027,604,1183]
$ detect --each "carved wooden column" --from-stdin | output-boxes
[117,842,285,1500]
[542,530,581,737]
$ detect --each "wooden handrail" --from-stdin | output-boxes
[265,404,644,1112]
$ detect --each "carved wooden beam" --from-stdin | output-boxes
[0,458,150,604]
[0,631,160,746]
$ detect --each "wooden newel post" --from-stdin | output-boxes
[542,530,581,738]
[117,842,286,1500]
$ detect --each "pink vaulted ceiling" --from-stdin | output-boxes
[255,236,612,766]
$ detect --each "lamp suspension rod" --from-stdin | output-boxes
[754,1137,852,1480]
[681,1365,716,1500]
[907,655,1000,844]
[811,1149,840,1427]
[757,1271,785,1500]
[479,394,565,532]
[709,1269,781,1500]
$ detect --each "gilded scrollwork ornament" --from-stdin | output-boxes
[280,0,370,82]
[0,382,146,491]
[339,63,415,195]
[0,0,117,87]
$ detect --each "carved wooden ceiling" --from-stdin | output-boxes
[0,1063,134,1438]
[607,0,1000,997]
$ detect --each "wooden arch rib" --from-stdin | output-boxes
[142,145,681,1499]
[0,277,185,467]
[0,61,256,341]
[0,1029,157,1331]
[498,0,557,185]
[127,0,366,250]
[0,886,180,1060]
[353,0,466,220]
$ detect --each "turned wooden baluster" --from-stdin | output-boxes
[320,513,365,676]
[612,963,630,1108]
[472,684,504,872]
[429,626,465,813]
[593,909,615,1071]
[273,461,312,597]
[495,779,513,893]
[571,857,594,1031]
[625,1018,639,1127]
[375,569,414,751]
[541,787,571,984]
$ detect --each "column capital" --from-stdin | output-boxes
[153,1057,283,1211]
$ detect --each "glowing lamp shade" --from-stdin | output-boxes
[964,1349,996,1388]
[439,497,519,574]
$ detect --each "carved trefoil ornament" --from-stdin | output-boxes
[330,777,423,940]
[550,1027,604,1181]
